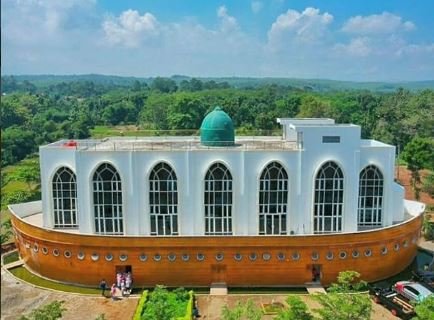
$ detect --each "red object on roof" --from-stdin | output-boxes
[63,140,78,147]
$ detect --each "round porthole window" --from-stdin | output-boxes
[64,250,72,259]
[403,240,409,248]
[215,253,224,261]
[154,254,162,262]
[326,251,334,260]
[105,253,113,261]
[119,254,128,262]
[262,253,271,261]
[139,254,147,262]
[77,251,85,260]
[196,253,205,261]
[53,249,60,257]
[91,253,99,261]
[394,243,400,251]
[249,253,257,261]
[352,250,360,258]
[181,254,190,262]
[33,243,39,253]
[234,253,242,261]
[292,252,300,261]
[364,249,372,257]
[381,247,388,255]
[168,253,176,262]
[339,251,347,259]
[277,252,285,261]
[42,247,48,255]
[311,252,319,261]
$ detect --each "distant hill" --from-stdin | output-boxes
[4,74,434,92]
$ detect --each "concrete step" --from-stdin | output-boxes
[210,282,228,295]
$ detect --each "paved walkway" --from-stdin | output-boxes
[0,268,138,320]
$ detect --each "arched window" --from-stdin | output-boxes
[204,163,232,235]
[314,161,344,233]
[149,163,178,235]
[52,167,77,228]
[259,162,288,235]
[358,165,383,228]
[93,163,123,235]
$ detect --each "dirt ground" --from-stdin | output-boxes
[397,166,433,207]
[0,268,139,320]
[196,294,400,320]
[1,266,401,320]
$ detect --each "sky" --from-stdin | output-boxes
[2,0,434,81]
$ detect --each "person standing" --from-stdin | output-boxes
[111,283,117,301]
[99,279,107,296]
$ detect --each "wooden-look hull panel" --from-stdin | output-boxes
[11,214,422,287]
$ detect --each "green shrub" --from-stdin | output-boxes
[19,300,66,320]
[133,290,148,320]
[140,286,191,320]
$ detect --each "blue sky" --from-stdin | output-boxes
[2,0,434,81]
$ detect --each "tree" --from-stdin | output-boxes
[1,220,13,246]
[402,137,434,199]
[221,300,262,320]
[412,295,434,320]
[274,296,313,320]
[9,159,40,191]
[422,172,434,198]
[151,77,178,93]
[312,271,371,320]
[19,300,66,320]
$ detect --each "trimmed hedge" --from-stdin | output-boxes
[133,290,148,320]
[177,290,194,320]
[133,289,193,320]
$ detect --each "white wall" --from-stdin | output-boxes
[40,124,402,236]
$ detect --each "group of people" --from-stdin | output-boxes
[99,272,133,300]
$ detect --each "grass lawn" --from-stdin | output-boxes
[3,251,19,264]
[9,266,105,295]
[228,287,308,294]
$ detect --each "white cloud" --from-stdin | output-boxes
[251,1,263,14]
[334,37,372,57]
[342,12,415,35]
[217,6,238,33]
[102,10,159,47]
[267,7,333,47]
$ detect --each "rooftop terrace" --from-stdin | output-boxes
[42,136,299,152]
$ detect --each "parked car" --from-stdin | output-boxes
[393,281,433,302]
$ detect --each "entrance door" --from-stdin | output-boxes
[311,264,322,282]
[211,264,227,283]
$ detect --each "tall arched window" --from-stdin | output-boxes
[149,163,178,235]
[358,165,384,228]
[93,163,123,235]
[204,163,232,235]
[314,161,344,233]
[259,162,288,235]
[52,167,77,228]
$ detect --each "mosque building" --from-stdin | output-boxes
[9,107,425,287]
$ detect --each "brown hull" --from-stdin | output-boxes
[11,214,422,287]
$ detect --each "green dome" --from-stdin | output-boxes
[200,106,235,146]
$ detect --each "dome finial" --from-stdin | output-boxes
[200,106,235,147]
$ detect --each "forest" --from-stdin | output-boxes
[1,75,434,237]
[2,75,433,167]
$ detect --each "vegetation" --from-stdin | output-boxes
[402,137,434,199]
[140,285,191,320]
[1,219,13,245]
[422,215,434,240]
[412,295,434,320]
[312,271,371,320]
[3,251,19,264]
[221,299,262,320]
[9,266,102,294]
[274,296,314,320]
[19,300,66,320]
